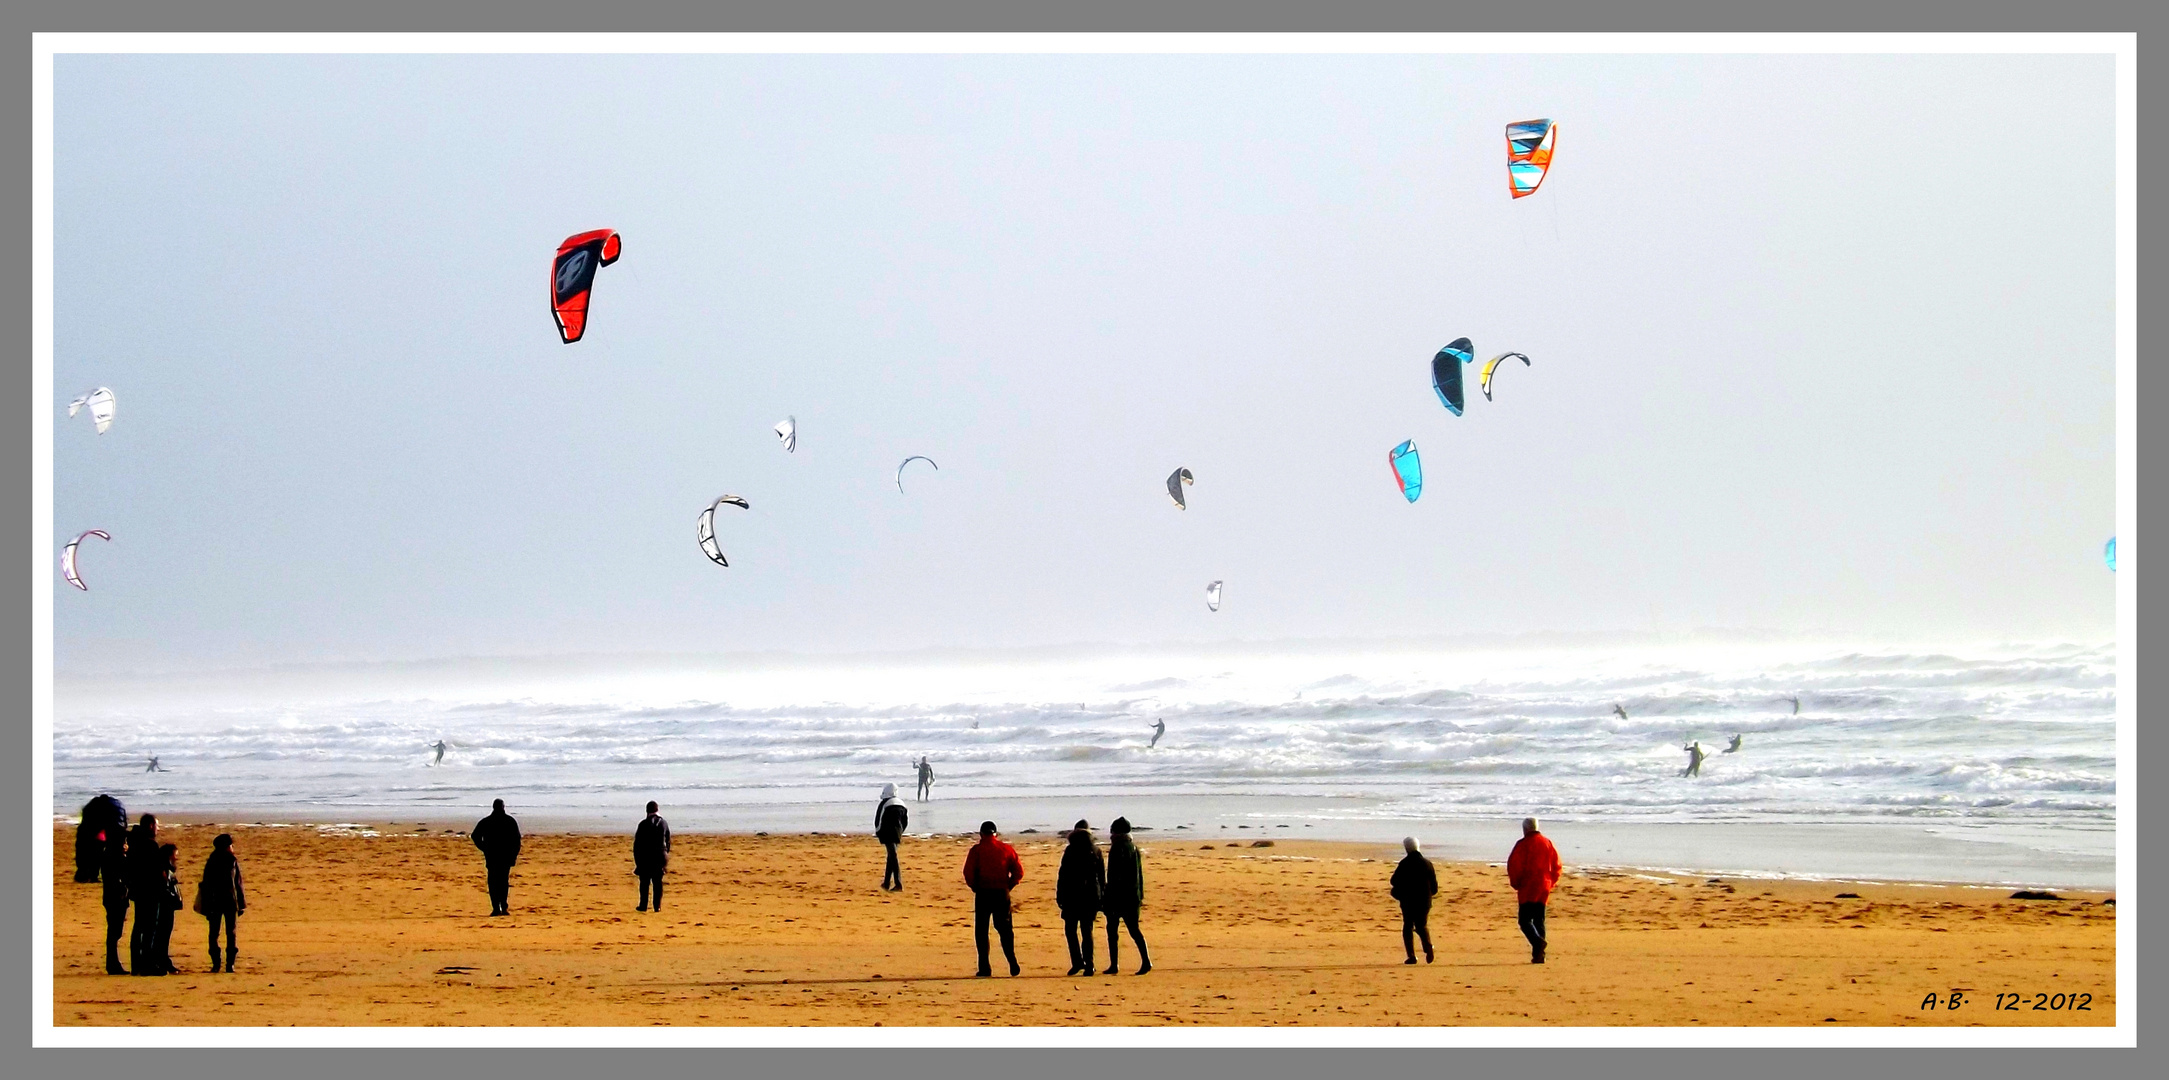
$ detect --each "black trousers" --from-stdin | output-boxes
[974,893,1016,972]
[638,869,664,910]
[130,897,162,974]
[881,842,902,889]
[1104,909,1148,970]
[1401,902,1433,959]
[207,911,237,961]
[1518,902,1547,958]
[487,863,512,913]
[102,883,129,971]
[1063,911,1097,971]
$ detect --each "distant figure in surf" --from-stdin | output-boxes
[145,756,161,773]
[1390,836,1438,965]
[875,784,909,891]
[916,756,935,801]
[1681,741,1707,777]
[430,740,448,766]
[1149,719,1166,749]
[633,801,670,912]
[471,799,523,916]
[1612,704,1628,721]
[1724,734,1743,754]
[1787,696,1801,715]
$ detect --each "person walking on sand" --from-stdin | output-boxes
[1681,740,1707,777]
[471,799,523,916]
[962,820,1023,977]
[875,784,910,890]
[1057,819,1105,976]
[1391,836,1438,965]
[154,844,183,974]
[431,740,448,766]
[916,756,935,801]
[196,833,245,972]
[1506,817,1562,964]
[633,801,671,912]
[126,814,163,975]
[1102,816,1151,975]
[1149,719,1166,749]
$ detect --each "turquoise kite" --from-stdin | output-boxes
[2106,536,2117,572]
[1389,440,1422,503]
[1432,339,1473,416]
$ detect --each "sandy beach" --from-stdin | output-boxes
[51,821,2114,1027]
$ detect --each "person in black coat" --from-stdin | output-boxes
[1056,819,1105,976]
[1390,835,1438,964]
[126,815,163,975]
[633,801,671,912]
[153,844,183,974]
[75,794,125,883]
[197,833,245,972]
[471,799,523,916]
[80,795,130,973]
[875,784,909,890]
[1101,817,1151,975]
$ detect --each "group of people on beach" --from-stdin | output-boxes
[72,795,246,976]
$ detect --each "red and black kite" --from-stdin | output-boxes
[551,229,621,344]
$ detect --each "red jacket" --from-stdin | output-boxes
[1507,833,1562,904]
[962,836,1023,895]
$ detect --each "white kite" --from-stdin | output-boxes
[774,416,796,453]
[62,529,110,591]
[696,496,750,567]
[1205,580,1223,612]
[67,388,116,434]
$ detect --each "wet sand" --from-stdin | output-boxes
[51,821,2115,1027]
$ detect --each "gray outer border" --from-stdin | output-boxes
[3,0,2155,1077]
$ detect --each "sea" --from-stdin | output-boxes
[51,638,2119,889]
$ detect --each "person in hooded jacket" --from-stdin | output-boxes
[875,784,909,890]
[471,799,523,916]
[197,833,245,973]
[75,793,124,883]
[154,844,183,974]
[1506,817,1563,964]
[126,814,163,975]
[633,801,671,912]
[82,795,130,973]
[1057,819,1105,976]
[1390,836,1438,964]
[1101,817,1151,975]
[961,821,1023,977]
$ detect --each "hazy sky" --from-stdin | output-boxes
[52,52,2116,674]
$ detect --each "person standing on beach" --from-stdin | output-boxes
[196,833,245,972]
[1101,816,1151,975]
[961,820,1023,977]
[82,795,131,973]
[126,814,162,975]
[154,844,183,974]
[1682,741,1708,777]
[1057,819,1105,976]
[875,784,909,891]
[1506,817,1562,964]
[633,801,671,912]
[75,793,125,884]
[471,799,523,916]
[916,756,935,801]
[1390,836,1438,965]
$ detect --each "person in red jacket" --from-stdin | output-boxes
[962,820,1024,977]
[1506,817,1562,964]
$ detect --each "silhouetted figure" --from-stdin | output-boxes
[1057,819,1105,976]
[961,820,1023,977]
[1507,817,1562,964]
[471,799,522,916]
[1149,719,1166,749]
[431,740,448,765]
[1390,836,1438,965]
[916,757,935,801]
[86,796,130,973]
[145,755,161,773]
[1102,816,1151,975]
[1787,695,1800,715]
[633,801,671,912]
[126,815,162,974]
[153,844,182,974]
[875,784,909,891]
[1682,741,1707,777]
[1613,704,1628,720]
[197,833,245,973]
[1724,734,1743,754]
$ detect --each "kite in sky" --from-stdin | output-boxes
[1205,580,1223,612]
[1480,352,1530,401]
[67,387,116,434]
[1432,339,1474,416]
[1389,440,1422,503]
[551,229,621,344]
[1506,119,1557,199]
[696,496,749,567]
[1166,467,1194,509]
[775,417,797,453]
[896,455,939,493]
[61,529,110,591]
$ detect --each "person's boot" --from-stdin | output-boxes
[226,947,238,972]
[1135,942,1151,976]
[1008,954,1021,977]
[1532,947,1545,965]
[210,948,223,973]
[105,943,125,976]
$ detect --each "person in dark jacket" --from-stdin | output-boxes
[875,784,909,890]
[126,815,163,975]
[197,833,245,972]
[1390,835,1438,964]
[74,794,125,883]
[961,821,1023,977]
[1101,816,1151,975]
[633,801,671,912]
[81,795,130,973]
[471,799,523,916]
[153,844,183,974]
[1056,819,1105,976]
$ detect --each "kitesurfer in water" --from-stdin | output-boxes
[1149,719,1166,749]
[431,740,448,766]
[1613,704,1628,721]
[1787,696,1801,714]
[1681,741,1708,777]
[1724,734,1743,754]
[145,756,161,773]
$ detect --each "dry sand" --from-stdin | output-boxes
[52,821,2114,1027]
